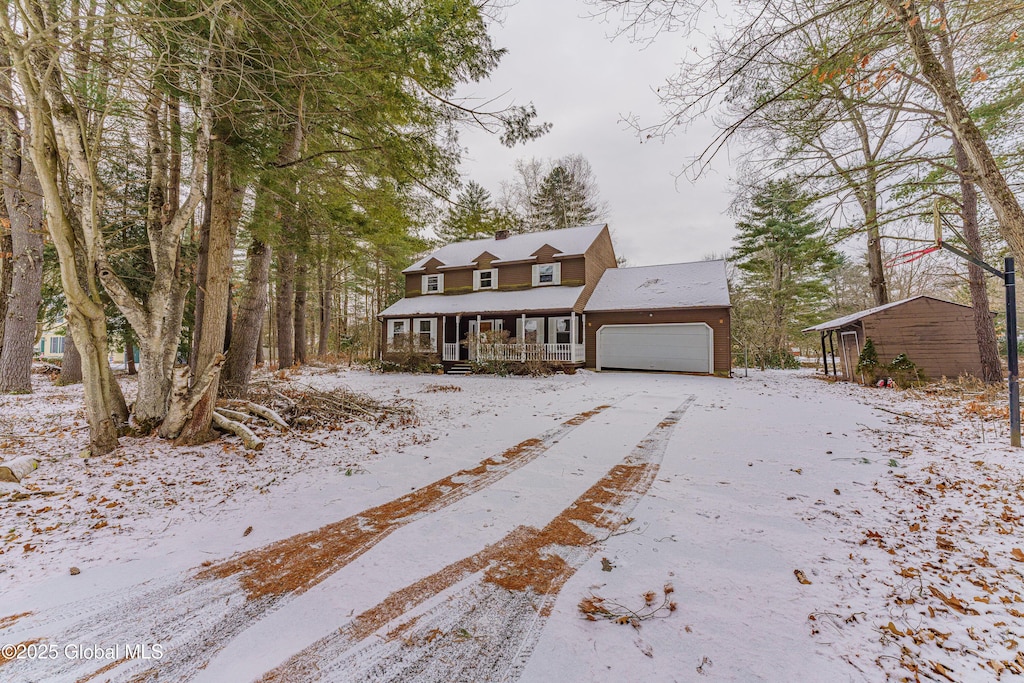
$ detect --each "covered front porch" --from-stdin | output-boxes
[441,311,586,365]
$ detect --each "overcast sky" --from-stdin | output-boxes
[456,0,737,267]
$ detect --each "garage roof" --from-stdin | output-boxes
[379,286,586,317]
[585,260,731,312]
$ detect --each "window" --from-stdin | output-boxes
[532,262,561,286]
[473,268,497,291]
[414,318,436,350]
[517,317,544,344]
[49,336,65,355]
[421,273,443,294]
[387,319,410,346]
[549,317,571,344]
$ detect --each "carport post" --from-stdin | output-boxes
[1006,257,1020,447]
[820,332,829,376]
[828,331,838,376]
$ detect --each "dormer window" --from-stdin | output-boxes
[421,273,443,294]
[532,263,561,286]
[473,268,498,291]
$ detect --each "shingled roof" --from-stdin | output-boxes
[403,224,607,273]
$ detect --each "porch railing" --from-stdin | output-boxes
[474,342,581,363]
[443,343,459,361]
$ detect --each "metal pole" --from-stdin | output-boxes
[1006,256,1020,447]
[820,332,829,376]
[828,331,838,376]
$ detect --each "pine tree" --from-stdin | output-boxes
[527,156,605,231]
[438,182,501,243]
[731,178,839,367]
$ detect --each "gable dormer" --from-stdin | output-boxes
[472,251,497,268]
[531,244,561,263]
[420,257,444,273]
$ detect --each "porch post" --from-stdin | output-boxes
[520,313,526,362]
[442,316,447,360]
[582,313,586,363]
[455,314,461,360]
[476,314,482,360]
[570,311,577,363]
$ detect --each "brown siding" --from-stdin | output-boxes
[858,298,983,380]
[534,244,559,263]
[405,268,473,296]
[579,226,617,312]
[560,257,586,287]
[584,308,732,374]
[497,262,533,288]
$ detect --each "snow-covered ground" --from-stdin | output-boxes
[1,367,1022,682]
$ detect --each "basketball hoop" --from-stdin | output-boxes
[884,245,941,268]
[884,199,944,268]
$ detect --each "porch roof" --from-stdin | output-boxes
[379,286,585,318]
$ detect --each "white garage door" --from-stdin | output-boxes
[597,323,713,373]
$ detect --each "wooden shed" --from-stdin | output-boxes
[803,296,988,382]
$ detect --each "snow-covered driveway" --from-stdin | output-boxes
[2,369,1022,681]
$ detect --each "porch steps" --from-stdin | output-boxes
[446,363,473,376]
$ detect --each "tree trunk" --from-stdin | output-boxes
[176,137,239,445]
[58,333,82,385]
[0,69,44,394]
[255,317,265,366]
[221,238,272,398]
[862,179,888,307]
[294,261,307,365]
[276,247,296,368]
[0,227,10,347]
[318,259,331,356]
[2,2,128,454]
[190,169,214,373]
[125,337,136,376]
[891,0,1024,259]
[953,142,1002,383]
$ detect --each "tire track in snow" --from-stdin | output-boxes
[257,396,694,683]
[0,404,613,683]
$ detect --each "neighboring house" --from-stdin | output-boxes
[38,328,67,359]
[803,295,988,382]
[378,224,732,374]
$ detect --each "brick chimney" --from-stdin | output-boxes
[494,229,510,240]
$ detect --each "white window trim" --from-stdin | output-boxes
[549,317,571,344]
[473,268,498,291]
[531,262,561,287]
[413,317,437,350]
[387,318,411,345]
[516,317,545,344]
[421,273,444,294]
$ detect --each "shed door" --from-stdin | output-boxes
[597,323,713,373]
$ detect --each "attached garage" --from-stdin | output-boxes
[597,323,713,373]
[583,261,731,375]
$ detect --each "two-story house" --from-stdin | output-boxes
[378,224,732,374]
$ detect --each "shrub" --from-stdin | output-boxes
[856,338,882,382]
[887,353,926,387]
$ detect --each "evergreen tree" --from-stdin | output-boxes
[731,178,839,368]
[438,181,502,243]
[528,163,598,232]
